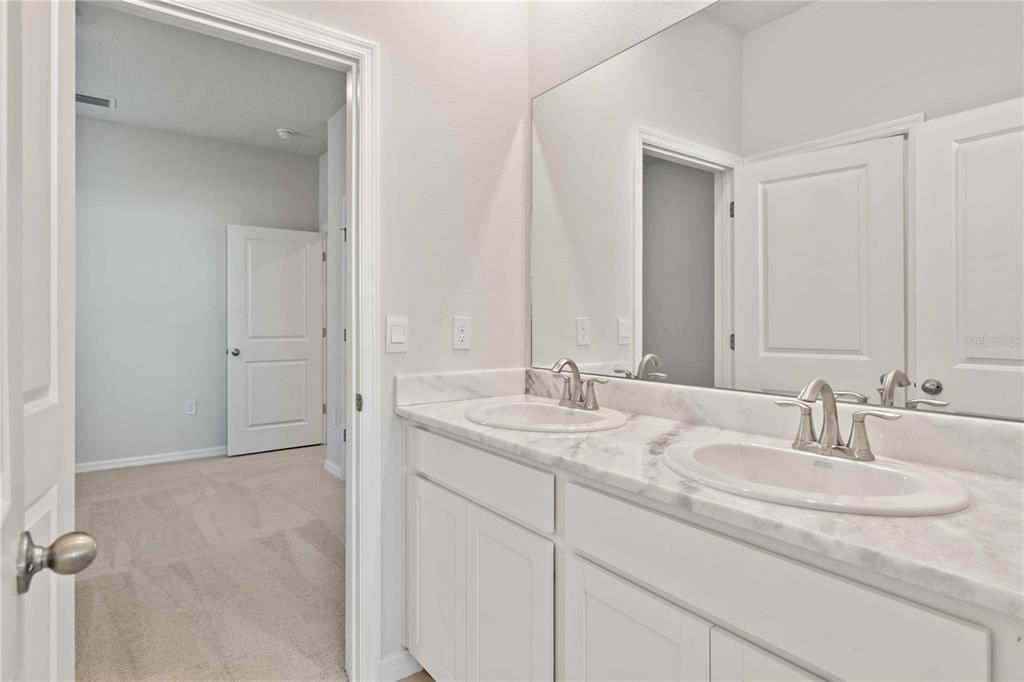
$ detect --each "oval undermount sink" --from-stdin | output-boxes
[465,400,626,433]
[663,442,972,516]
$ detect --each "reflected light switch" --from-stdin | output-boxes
[386,314,408,353]
[618,317,632,345]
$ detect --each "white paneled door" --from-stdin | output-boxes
[733,137,905,397]
[227,225,325,456]
[2,1,81,680]
[915,98,1024,419]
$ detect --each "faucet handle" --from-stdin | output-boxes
[775,399,817,449]
[833,391,869,404]
[905,398,950,410]
[847,409,900,461]
[554,372,573,403]
[613,369,635,379]
[581,378,608,411]
[645,372,668,381]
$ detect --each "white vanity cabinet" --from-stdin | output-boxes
[565,555,712,681]
[407,429,555,681]
[710,629,820,682]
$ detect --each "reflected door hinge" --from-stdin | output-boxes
[322,251,327,262]
[729,201,735,218]
[343,329,347,342]
[322,403,327,414]
[355,393,363,412]
[342,227,348,242]
[323,327,327,338]
[730,333,735,350]
[343,428,347,442]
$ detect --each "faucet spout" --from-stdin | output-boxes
[796,379,844,448]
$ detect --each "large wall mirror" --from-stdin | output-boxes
[531,0,1024,421]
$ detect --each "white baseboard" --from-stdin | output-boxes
[75,445,227,473]
[323,458,345,480]
[381,650,421,682]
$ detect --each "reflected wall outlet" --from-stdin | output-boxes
[184,399,197,415]
[576,317,591,347]
[453,316,471,350]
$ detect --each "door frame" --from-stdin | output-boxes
[633,127,740,386]
[88,2,384,679]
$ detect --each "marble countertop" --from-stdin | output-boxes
[397,395,1024,620]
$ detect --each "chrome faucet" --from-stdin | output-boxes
[777,378,901,461]
[551,358,583,406]
[796,379,844,450]
[550,358,608,411]
[637,353,668,381]
[878,369,911,407]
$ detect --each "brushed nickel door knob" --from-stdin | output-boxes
[16,531,97,594]
[230,348,241,356]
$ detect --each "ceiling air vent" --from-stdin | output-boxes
[75,93,116,109]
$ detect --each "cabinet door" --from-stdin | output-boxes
[466,504,554,681]
[408,477,467,681]
[711,628,821,682]
[565,555,711,681]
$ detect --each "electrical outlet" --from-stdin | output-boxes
[453,316,471,350]
[576,317,591,347]
[184,399,197,415]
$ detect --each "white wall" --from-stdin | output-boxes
[258,1,531,663]
[76,118,319,466]
[741,1,1024,155]
[528,1,709,97]
[642,159,715,387]
[531,12,741,370]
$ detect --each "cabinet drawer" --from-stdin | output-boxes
[565,484,990,681]
[408,427,555,533]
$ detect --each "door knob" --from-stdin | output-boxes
[921,378,943,395]
[230,348,241,356]
[17,531,97,594]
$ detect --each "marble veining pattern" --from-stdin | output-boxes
[395,368,525,406]
[526,368,1024,480]
[397,395,1024,619]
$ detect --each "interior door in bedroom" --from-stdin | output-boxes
[226,224,325,456]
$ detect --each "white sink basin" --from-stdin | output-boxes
[465,400,626,433]
[663,442,972,516]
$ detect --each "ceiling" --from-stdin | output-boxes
[704,1,815,35]
[76,4,346,157]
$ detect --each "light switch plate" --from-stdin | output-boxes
[184,399,197,415]
[617,316,632,345]
[576,317,591,347]
[453,316,471,350]
[386,314,408,353]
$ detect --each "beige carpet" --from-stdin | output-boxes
[75,445,346,681]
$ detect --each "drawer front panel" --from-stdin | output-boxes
[409,427,555,533]
[565,483,990,681]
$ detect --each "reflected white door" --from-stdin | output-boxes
[733,137,905,397]
[227,225,324,455]
[915,98,1024,419]
[1,1,79,679]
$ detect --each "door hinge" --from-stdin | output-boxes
[342,227,348,242]
[322,251,327,262]
[730,333,735,350]
[343,428,347,442]
[322,403,327,414]
[729,201,735,218]
[323,327,327,338]
[343,328,347,342]
[355,393,363,412]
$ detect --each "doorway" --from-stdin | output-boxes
[0,2,384,680]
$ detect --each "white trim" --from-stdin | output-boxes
[106,4,383,680]
[74,446,226,473]
[323,458,345,481]
[633,127,739,374]
[744,113,925,162]
[381,650,422,682]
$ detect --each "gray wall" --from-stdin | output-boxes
[76,118,319,466]
[642,159,715,387]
